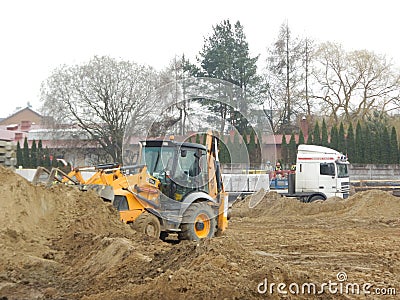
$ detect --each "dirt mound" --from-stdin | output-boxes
[232,189,400,224]
[232,192,292,218]
[0,169,124,242]
[0,166,168,299]
[342,190,400,216]
[81,237,284,300]
[1,165,399,299]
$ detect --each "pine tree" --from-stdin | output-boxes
[330,125,339,151]
[298,130,305,145]
[238,133,248,164]
[375,132,381,163]
[16,141,23,168]
[390,126,399,164]
[306,133,313,144]
[321,119,329,147]
[219,137,230,163]
[363,126,372,163]
[281,134,289,164]
[37,140,44,166]
[372,131,381,163]
[254,133,261,165]
[355,121,363,163]
[31,139,38,168]
[225,139,232,163]
[346,123,355,160]
[232,131,241,163]
[338,122,345,153]
[313,121,321,145]
[226,134,234,165]
[44,147,51,168]
[196,19,259,133]
[23,137,30,168]
[247,130,257,165]
[381,127,391,163]
[288,133,296,164]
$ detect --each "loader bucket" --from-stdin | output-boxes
[45,168,79,186]
[32,167,51,184]
[80,184,115,202]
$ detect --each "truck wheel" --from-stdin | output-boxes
[178,202,216,241]
[309,195,325,203]
[131,212,161,238]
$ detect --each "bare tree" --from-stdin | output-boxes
[264,22,310,133]
[302,37,315,116]
[313,43,400,123]
[158,55,193,135]
[312,42,354,123]
[40,56,159,162]
[352,50,400,117]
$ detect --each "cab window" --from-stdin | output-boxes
[320,163,335,176]
[175,148,199,178]
[141,146,174,177]
[174,148,208,191]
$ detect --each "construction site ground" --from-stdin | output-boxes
[0,166,399,299]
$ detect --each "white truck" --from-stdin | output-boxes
[282,144,350,202]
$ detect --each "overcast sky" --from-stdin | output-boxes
[1,0,399,118]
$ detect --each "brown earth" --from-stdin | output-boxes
[0,166,399,299]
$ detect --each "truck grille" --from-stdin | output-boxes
[341,181,350,193]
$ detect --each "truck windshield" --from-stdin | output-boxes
[337,163,349,178]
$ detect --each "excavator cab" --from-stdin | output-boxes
[140,140,209,201]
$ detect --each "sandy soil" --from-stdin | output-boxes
[0,166,399,299]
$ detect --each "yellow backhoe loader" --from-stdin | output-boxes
[111,131,228,241]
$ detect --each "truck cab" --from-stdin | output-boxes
[295,144,350,200]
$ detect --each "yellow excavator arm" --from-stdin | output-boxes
[205,130,228,233]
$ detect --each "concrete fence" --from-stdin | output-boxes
[349,164,400,180]
[0,141,16,168]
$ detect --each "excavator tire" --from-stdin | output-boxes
[160,232,169,241]
[178,202,216,241]
[130,212,161,238]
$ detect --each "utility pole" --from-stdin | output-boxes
[305,38,311,116]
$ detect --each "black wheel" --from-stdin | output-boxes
[178,202,216,241]
[131,212,161,238]
[160,231,169,241]
[309,195,325,203]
